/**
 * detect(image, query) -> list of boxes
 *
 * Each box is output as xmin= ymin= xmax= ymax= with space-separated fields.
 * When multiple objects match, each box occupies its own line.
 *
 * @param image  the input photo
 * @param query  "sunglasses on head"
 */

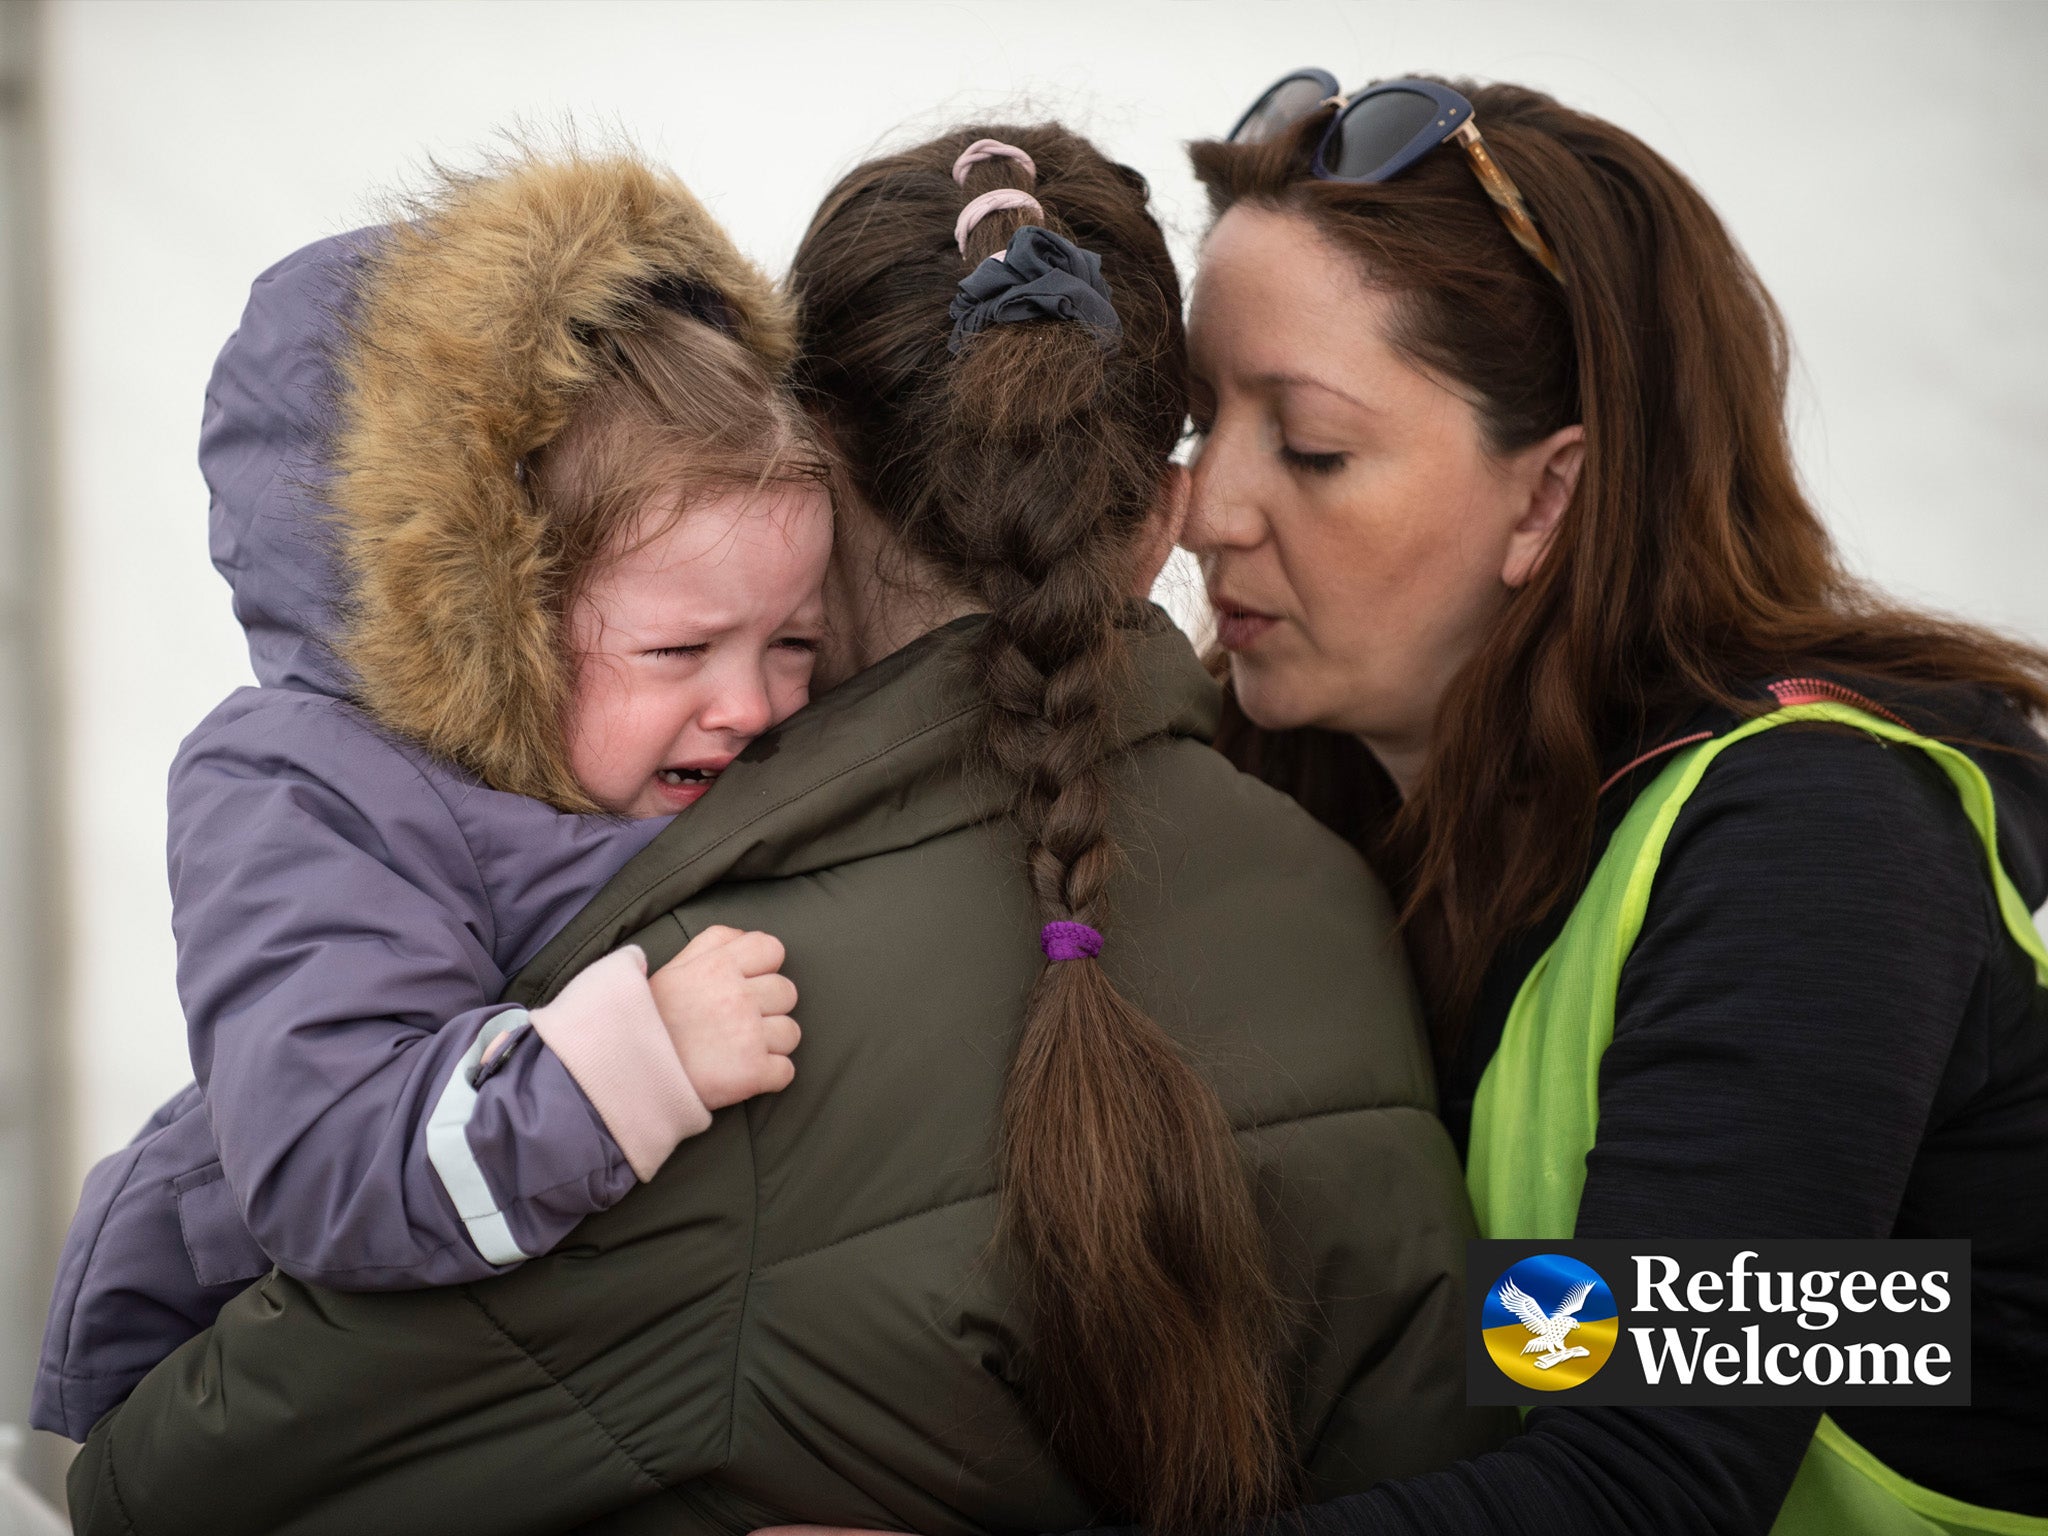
xmin=1228 ymin=70 xmax=1565 ymax=285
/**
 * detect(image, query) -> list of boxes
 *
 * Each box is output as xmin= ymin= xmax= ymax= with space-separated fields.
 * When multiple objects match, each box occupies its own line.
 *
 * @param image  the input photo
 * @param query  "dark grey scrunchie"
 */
xmin=947 ymin=225 xmax=1122 ymax=356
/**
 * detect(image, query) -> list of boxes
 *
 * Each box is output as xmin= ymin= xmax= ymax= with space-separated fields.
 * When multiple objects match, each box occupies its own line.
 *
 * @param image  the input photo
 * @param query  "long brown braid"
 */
xmin=790 ymin=125 xmax=1292 ymax=1533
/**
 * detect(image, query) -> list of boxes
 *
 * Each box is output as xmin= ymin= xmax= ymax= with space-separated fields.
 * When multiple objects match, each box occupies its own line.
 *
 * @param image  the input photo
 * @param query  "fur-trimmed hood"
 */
xmin=197 ymin=152 xmax=794 ymax=807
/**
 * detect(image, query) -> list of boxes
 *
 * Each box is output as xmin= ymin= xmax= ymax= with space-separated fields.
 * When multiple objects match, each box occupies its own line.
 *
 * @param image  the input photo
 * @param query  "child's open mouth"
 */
xmin=651 ymin=761 xmax=730 ymax=811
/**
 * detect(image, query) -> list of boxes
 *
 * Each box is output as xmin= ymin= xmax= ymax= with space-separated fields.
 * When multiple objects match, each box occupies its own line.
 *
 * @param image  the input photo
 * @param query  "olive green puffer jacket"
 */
xmin=70 ymin=615 xmax=1508 ymax=1536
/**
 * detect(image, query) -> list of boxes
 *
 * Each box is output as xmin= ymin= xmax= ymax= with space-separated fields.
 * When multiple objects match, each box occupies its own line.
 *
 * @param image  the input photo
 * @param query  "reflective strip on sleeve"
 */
xmin=424 ymin=1010 xmax=535 ymax=1268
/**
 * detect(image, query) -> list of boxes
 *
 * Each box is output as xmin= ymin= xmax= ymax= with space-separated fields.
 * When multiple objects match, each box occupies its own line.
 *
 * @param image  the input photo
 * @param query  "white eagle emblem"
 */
xmin=1498 ymin=1275 xmax=1595 ymax=1368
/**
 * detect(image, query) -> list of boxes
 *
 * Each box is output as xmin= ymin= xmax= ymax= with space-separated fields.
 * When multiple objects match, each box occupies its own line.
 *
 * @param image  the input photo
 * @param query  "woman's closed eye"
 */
xmin=1279 ymin=444 xmax=1348 ymax=476
xmin=1263 ymin=405 xmax=1352 ymax=477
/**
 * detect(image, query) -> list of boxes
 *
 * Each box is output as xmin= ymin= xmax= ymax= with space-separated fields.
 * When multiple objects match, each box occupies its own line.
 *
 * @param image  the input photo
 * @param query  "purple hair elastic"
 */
xmin=1040 ymin=921 xmax=1103 ymax=963
xmin=952 ymin=139 xmax=1038 ymax=186
xmin=955 ymin=189 xmax=1043 ymax=255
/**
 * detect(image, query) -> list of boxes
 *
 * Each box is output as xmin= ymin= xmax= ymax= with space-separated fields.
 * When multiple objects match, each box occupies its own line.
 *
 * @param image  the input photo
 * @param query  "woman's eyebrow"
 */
xmin=1248 ymin=370 xmax=1378 ymax=414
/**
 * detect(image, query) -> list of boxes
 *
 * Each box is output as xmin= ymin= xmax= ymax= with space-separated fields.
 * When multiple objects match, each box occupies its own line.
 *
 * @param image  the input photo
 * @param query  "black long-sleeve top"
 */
xmin=1313 ymin=684 xmax=2048 ymax=1534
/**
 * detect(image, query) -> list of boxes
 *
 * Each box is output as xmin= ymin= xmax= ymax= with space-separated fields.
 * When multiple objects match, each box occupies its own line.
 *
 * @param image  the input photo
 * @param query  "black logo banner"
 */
xmin=1466 ymin=1239 xmax=1970 ymax=1406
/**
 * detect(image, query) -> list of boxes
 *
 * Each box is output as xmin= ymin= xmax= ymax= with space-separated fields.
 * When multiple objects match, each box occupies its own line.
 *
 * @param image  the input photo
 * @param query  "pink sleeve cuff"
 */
xmin=529 ymin=945 xmax=711 ymax=1181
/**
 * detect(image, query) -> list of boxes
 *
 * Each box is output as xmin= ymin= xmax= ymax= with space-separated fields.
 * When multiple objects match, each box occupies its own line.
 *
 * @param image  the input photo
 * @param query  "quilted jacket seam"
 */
xmin=459 ymin=1285 xmax=672 ymax=1497
xmin=1240 ymin=1099 xmax=1438 ymax=1135
xmin=748 ymin=1101 xmax=1432 ymax=1277
xmin=723 ymin=1104 xmax=761 ymax=1471
xmin=97 ymin=1438 xmax=140 ymax=1536
xmin=753 ymin=1190 xmax=992 ymax=1277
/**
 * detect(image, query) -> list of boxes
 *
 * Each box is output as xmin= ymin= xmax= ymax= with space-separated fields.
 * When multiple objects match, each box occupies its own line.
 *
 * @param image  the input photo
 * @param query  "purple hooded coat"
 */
xmin=33 ymin=157 xmax=803 ymax=1440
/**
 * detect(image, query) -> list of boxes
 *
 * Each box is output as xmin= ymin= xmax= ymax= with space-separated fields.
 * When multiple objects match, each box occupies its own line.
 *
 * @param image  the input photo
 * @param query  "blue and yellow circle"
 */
xmin=1482 ymin=1254 xmax=1618 ymax=1392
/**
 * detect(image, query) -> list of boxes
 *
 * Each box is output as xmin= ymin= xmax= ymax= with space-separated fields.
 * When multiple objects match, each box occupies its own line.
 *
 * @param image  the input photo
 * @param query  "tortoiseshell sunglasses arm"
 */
xmin=1451 ymin=120 xmax=1566 ymax=284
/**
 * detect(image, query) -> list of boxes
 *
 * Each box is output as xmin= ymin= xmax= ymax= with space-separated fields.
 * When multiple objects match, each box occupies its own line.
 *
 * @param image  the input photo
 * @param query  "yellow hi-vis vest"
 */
xmin=1465 ymin=698 xmax=2048 ymax=1536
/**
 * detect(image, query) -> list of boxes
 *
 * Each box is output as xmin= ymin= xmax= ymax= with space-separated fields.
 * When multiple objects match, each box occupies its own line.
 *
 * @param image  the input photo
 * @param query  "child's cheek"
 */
xmin=760 ymin=650 xmax=815 ymax=729
xmin=563 ymin=657 xmax=639 ymax=812
xmin=769 ymin=685 xmax=806 ymax=727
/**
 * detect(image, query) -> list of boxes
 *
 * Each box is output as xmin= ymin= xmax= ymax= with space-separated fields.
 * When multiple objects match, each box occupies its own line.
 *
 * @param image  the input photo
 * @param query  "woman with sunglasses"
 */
xmin=1172 ymin=72 xmax=2048 ymax=1535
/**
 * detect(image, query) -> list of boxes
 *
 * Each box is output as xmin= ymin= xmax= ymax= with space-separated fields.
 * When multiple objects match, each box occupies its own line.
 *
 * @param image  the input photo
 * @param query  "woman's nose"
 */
xmin=1182 ymin=434 xmax=1265 ymax=554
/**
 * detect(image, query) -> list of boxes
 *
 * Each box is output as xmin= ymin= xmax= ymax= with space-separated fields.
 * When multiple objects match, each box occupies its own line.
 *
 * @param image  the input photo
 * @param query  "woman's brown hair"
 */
xmin=1191 ymin=79 xmax=2048 ymax=1039
xmin=790 ymin=126 xmax=1290 ymax=1531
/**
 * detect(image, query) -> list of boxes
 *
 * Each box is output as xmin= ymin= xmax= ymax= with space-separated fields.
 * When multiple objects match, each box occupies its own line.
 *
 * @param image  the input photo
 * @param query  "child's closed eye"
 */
xmin=646 ymin=644 xmax=708 ymax=659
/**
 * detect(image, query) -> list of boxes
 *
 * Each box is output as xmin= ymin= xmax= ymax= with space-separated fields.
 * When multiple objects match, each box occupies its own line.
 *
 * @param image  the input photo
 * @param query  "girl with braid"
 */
xmin=68 ymin=124 xmax=1504 ymax=1536
xmin=784 ymin=128 xmax=1499 ymax=1531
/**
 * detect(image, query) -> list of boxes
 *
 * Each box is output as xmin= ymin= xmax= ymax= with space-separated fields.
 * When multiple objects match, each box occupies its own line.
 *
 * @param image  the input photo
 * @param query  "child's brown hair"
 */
xmin=530 ymin=301 xmax=829 ymax=685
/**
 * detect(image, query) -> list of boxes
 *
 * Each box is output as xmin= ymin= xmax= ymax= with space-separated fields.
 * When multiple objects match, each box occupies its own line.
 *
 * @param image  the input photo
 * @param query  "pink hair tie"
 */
xmin=1040 ymin=921 xmax=1103 ymax=963
xmin=952 ymin=139 xmax=1038 ymax=186
xmin=955 ymin=189 xmax=1043 ymax=255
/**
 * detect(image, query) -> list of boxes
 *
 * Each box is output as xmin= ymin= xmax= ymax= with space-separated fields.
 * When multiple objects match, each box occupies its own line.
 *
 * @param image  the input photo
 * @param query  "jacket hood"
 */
xmin=198 ymin=231 xmax=375 ymax=697
xmin=197 ymin=152 xmax=794 ymax=805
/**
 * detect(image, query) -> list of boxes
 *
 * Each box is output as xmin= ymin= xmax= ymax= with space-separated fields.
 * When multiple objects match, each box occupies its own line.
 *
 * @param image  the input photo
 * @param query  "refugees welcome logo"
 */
xmin=1482 ymin=1254 xmax=1618 ymax=1390
xmin=1467 ymin=1239 xmax=1970 ymax=1407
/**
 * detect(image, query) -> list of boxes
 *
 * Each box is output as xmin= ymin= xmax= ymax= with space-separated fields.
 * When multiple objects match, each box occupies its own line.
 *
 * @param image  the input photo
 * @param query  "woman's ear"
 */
xmin=1130 ymin=464 xmax=1191 ymax=598
xmin=1501 ymin=424 xmax=1585 ymax=589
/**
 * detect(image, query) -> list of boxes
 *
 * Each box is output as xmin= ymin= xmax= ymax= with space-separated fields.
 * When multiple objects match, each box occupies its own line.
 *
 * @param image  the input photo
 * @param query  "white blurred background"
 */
xmin=1 ymin=0 xmax=2044 ymax=1505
